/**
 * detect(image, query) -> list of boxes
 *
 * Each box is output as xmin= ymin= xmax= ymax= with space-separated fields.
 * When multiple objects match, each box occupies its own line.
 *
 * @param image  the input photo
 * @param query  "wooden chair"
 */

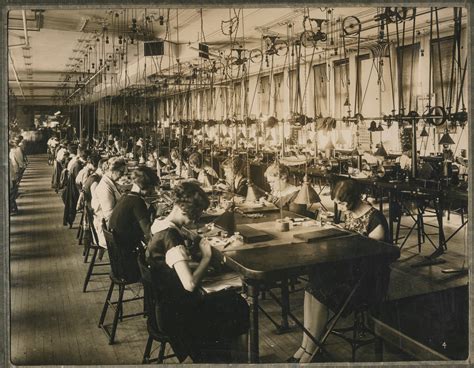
xmin=98 ymin=220 xmax=144 ymax=344
xmin=137 ymin=251 xmax=176 ymax=364
xmin=82 ymin=206 xmax=110 ymax=292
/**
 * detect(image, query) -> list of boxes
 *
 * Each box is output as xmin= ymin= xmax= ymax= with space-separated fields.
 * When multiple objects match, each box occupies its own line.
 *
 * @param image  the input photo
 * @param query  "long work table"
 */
xmin=196 ymin=206 xmax=400 ymax=363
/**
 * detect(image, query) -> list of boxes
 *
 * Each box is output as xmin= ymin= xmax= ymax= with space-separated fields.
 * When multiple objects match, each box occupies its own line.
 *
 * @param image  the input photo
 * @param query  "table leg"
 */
xmin=277 ymin=278 xmax=290 ymax=333
xmin=388 ymin=189 xmax=394 ymax=244
xmin=247 ymin=282 xmax=260 ymax=363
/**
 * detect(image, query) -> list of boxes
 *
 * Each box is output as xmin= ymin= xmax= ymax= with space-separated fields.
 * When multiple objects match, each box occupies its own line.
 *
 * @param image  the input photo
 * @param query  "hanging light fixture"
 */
xmin=245 ymin=182 xmax=266 ymax=203
xmin=374 ymin=143 xmax=388 ymax=158
xmin=344 ymin=97 xmax=350 ymax=106
xmin=368 ymin=120 xmax=377 ymax=131
xmin=293 ymin=175 xmax=321 ymax=206
xmin=376 ymin=122 xmax=384 ymax=131
xmin=438 ymin=129 xmax=455 ymax=145
xmin=238 ymin=130 xmax=245 ymax=140
xmin=420 ymin=125 xmax=429 ymax=137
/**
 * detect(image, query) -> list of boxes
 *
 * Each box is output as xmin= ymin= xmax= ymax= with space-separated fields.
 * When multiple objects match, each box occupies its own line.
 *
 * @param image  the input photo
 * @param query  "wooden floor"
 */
xmin=9 ymin=155 xmax=467 ymax=365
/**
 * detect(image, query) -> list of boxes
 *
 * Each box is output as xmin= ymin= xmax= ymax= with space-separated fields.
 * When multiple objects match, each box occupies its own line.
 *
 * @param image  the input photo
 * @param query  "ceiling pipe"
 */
xmin=22 ymin=10 xmax=30 ymax=47
xmin=66 ymin=63 xmax=108 ymax=101
xmin=9 ymin=51 xmax=25 ymax=99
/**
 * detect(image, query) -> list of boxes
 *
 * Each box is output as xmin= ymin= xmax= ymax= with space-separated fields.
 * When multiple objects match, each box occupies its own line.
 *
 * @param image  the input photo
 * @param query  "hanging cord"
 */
xmin=248 ymin=55 xmax=264 ymax=115
xmin=341 ymin=22 xmax=350 ymax=115
xmin=408 ymin=9 xmax=416 ymax=112
xmin=427 ymin=8 xmax=433 ymax=111
xmin=446 ymin=8 xmax=458 ymax=115
xmin=359 ymin=58 xmax=375 ymax=110
xmin=300 ymin=45 xmax=317 ymax=113
xmin=434 ymin=8 xmax=445 ymax=109
xmin=353 ymin=25 xmax=361 ymax=114
xmin=385 ymin=19 xmax=396 ymax=114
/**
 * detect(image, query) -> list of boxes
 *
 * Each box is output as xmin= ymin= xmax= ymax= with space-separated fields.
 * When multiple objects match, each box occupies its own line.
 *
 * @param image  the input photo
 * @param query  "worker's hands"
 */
xmin=199 ymin=237 xmax=213 ymax=261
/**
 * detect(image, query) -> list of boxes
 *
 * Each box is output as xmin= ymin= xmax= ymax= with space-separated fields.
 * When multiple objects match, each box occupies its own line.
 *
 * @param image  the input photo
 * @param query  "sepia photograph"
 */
xmin=3 ymin=2 xmax=472 ymax=366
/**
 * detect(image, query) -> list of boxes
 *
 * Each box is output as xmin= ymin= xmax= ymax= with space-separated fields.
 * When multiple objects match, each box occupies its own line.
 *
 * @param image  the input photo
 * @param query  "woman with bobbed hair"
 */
xmin=146 ymin=181 xmax=249 ymax=363
xmin=216 ymin=156 xmax=248 ymax=197
xmin=108 ymin=166 xmax=160 ymax=281
xmin=260 ymin=162 xmax=299 ymax=209
xmin=188 ymin=152 xmax=219 ymax=188
xmin=91 ymin=157 xmax=127 ymax=247
xmin=289 ymin=179 xmax=390 ymax=363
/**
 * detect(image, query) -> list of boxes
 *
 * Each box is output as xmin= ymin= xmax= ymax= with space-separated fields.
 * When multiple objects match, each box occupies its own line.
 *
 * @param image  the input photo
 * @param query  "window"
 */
xmin=396 ymin=43 xmax=420 ymax=112
xmin=313 ymin=63 xmax=328 ymax=117
xmin=273 ymin=72 xmax=284 ymax=119
xmin=260 ymin=76 xmax=270 ymax=116
xmin=334 ymin=59 xmax=349 ymax=119
xmin=289 ymin=69 xmax=298 ymax=114
xmin=431 ymin=37 xmax=455 ymax=108
xmin=233 ymin=82 xmax=241 ymax=118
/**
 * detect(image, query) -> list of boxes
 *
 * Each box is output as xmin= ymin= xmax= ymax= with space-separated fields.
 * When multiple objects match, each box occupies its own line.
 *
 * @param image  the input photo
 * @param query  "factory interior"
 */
xmin=7 ymin=5 xmax=470 ymax=365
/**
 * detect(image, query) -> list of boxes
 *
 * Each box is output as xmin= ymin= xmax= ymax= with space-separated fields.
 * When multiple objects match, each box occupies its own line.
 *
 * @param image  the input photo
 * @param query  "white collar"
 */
xmin=151 ymin=218 xmax=180 ymax=235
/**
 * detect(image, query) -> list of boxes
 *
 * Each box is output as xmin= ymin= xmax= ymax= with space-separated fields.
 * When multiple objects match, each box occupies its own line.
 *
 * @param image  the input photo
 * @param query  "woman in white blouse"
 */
xmin=91 ymin=157 xmax=127 ymax=247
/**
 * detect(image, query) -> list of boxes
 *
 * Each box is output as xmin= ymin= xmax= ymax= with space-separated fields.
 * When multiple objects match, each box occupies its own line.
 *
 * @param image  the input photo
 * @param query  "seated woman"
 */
xmin=289 ymin=179 xmax=390 ymax=363
xmin=260 ymin=162 xmax=299 ymax=209
xmin=215 ymin=156 xmax=248 ymax=197
xmin=109 ymin=167 xmax=159 ymax=281
xmin=188 ymin=152 xmax=219 ymax=188
xmin=169 ymin=148 xmax=189 ymax=178
xmin=146 ymin=181 xmax=249 ymax=363
xmin=91 ymin=157 xmax=127 ymax=248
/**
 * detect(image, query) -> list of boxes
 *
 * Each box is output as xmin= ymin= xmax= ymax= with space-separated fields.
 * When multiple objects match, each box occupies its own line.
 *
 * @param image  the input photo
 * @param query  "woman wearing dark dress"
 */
xmin=146 ymin=181 xmax=249 ymax=363
xmin=290 ymin=179 xmax=390 ymax=363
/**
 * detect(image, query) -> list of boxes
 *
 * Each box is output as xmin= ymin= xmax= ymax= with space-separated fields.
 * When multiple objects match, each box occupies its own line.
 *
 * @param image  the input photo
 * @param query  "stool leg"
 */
xmin=109 ymin=284 xmax=125 ymax=344
xmin=83 ymin=247 xmax=99 ymax=292
xmin=142 ymin=335 xmax=154 ymax=364
xmin=84 ymin=239 xmax=91 ymax=263
xmin=99 ymin=280 xmax=115 ymax=328
xmin=158 ymin=342 xmax=166 ymax=363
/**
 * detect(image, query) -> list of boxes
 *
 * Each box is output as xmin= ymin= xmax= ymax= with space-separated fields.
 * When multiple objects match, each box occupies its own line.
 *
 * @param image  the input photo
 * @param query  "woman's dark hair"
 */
xmin=107 ymin=157 xmax=126 ymax=173
xmin=68 ymin=144 xmax=78 ymax=155
xmin=99 ymin=158 xmax=109 ymax=171
xmin=88 ymin=153 xmax=101 ymax=168
xmin=173 ymin=181 xmax=210 ymax=221
xmin=131 ymin=167 xmax=160 ymax=189
xmin=222 ymin=156 xmax=244 ymax=176
xmin=331 ymin=179 xmax=361 ymax=211
xmin=188 ymin=152 xmax=202 ymax=168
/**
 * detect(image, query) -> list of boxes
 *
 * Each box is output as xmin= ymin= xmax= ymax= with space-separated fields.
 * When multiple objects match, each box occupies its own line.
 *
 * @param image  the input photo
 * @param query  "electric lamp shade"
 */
xmin=439 ymin=131 xmax=455 ymax=145
xmin=245 ymin=183 xmax=265 ymax=203
xmin=376 ymin=122 xmax=384 ymax=131
xmin=374 ymin=143 xmax=388 ymax=158
xmin=368 ymin=120 xmax=377 ymax=132
xmin=420 ymin=126 xmax=429 ymax=137
xmin=293 ymin=177 xmax=321 ymax=206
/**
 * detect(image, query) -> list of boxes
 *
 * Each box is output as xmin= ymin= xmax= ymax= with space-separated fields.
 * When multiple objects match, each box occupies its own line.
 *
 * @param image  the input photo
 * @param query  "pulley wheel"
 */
xmin=342 ymin=16 xmax=361 ymax=36
xmin=424 ymin=106 xmax=447 ymax=126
